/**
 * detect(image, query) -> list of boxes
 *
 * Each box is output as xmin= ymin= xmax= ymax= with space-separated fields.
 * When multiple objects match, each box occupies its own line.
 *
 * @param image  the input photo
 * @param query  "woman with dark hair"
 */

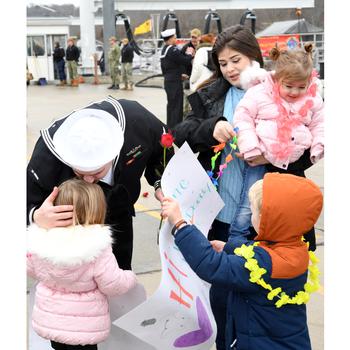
xmin=173 ymin=25 xmax=314 ymax=350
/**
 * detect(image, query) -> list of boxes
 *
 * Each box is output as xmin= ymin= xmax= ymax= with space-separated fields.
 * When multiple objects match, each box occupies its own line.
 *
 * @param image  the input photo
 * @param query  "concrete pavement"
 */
xmin=27 ymin=80 xmax=324 ymax=350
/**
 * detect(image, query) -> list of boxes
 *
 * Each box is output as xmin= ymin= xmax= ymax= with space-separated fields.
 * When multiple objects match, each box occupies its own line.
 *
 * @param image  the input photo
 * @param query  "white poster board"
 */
xmin=114 ymin=142 xmax=224 ymax=349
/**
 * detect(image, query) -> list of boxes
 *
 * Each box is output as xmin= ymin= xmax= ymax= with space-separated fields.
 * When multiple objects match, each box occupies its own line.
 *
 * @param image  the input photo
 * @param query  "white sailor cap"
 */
xmin=52 ymin=108 xmax=124 ymax=172
xmin=161 ymin=28 xmax=176 ymax=39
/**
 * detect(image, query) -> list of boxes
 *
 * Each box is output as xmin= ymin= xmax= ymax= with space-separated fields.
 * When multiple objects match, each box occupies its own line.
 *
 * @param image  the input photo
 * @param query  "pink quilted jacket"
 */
xmin=27 ymin=224 xmax=137 ymax=346
xmin=233 ymin=72 xmax=324 ymax=169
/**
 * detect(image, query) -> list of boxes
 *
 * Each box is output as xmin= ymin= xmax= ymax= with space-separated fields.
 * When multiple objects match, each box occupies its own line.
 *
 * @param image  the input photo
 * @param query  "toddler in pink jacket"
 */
xmin=234 ymin=43 xmax=324 ymax=169
xmin=27 ymin=179 xmax=137 ymax=350
xmin=228 ymin=44 xmax=323 ymax=248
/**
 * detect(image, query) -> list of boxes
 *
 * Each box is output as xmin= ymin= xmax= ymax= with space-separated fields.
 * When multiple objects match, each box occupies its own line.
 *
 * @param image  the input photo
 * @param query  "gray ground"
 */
xmin=27 ymin=80 xmax=324 ymax=350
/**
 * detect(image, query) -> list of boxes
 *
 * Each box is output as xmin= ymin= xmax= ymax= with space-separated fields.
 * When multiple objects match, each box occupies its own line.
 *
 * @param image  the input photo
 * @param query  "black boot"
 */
xmin=108 ymin=84 xmax=115 ymax=89
xmin=114 ymin=84 xmax=120 ymax=90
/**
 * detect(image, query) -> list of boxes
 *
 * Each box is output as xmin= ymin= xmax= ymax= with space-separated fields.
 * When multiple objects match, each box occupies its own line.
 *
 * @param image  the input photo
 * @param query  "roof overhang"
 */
xmin=93 ymin=0 xmax=314 ymax=11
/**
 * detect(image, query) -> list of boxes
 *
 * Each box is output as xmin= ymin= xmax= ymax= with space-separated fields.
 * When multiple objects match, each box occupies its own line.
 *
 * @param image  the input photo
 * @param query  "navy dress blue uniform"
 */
xmin=27 ymin=96 xmax=174 ymax=270
xmin=160 ymin=44 xmax=193 ymax=129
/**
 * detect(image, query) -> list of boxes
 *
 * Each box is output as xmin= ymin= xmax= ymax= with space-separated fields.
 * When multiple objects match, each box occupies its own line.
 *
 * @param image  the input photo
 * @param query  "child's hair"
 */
xmin=269 ymin=43 xmax=314 ymax=82
xmin=248 ymin=179 xmax=263 ymax=213
xmin=54 ymin=179 xmax=106 ymax=225
xmin=200 ymin=33 xmax=215 ymax=44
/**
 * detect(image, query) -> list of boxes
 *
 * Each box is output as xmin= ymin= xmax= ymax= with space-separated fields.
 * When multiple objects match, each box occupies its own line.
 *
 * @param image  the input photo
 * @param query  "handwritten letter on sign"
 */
xmin=114 ymin=142 xmax=224 ymax=349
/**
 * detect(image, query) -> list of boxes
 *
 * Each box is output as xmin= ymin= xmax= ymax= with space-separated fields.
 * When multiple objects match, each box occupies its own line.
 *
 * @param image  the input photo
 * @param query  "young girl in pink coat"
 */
xmin=234 ymin=43 xmax=324 ymax=169
xmin=228 ymin=44 xmax=324 ymax=246
xmin=27 ymin=179 xmax=137 ymax=350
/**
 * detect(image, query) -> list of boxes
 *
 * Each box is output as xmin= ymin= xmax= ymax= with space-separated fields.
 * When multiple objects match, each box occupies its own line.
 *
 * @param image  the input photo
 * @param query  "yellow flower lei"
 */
xmin=234 ymin=242 xmax=320 ymax=308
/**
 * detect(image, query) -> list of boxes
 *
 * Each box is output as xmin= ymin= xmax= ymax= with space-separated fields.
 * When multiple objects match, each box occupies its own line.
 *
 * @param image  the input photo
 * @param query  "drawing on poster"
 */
xmin=141 ymin=318 xmax=157 ymax=327
xmin=173 ymin=297 xmax=213 ymax=347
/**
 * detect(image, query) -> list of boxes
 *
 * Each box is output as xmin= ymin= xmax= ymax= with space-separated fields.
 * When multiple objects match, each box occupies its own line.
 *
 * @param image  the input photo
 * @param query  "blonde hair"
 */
xmin=190 ymin=28 xmax=201 ymax=37
xmin=248 ymin=179 xmax=263 ymax=214
xmin=54 ymin=179 xmax=106 ymax=225
xmin=269 ymin=43 xmax=314 ymax=82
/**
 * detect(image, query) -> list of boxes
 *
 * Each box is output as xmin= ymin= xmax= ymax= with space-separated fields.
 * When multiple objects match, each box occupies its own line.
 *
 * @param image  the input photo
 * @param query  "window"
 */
xmin=301 ymin=34 xmax=314 ymax=42
xmin=52 ymin=35 xmax=67 ymax=51
xmin=46 ymin=36 xmax=52 ymax=56
xmin=27 ymin=36 xmax=45 ymax=56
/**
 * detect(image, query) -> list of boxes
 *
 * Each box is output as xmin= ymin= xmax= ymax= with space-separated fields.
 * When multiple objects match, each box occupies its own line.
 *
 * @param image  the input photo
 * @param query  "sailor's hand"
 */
xmin=33 ymin=187 xmax=74 ymax=229
xmin=161 ymin=197 xmax=182 ymax=225
xmin=154 ymin=188 xmax=165 ymax=202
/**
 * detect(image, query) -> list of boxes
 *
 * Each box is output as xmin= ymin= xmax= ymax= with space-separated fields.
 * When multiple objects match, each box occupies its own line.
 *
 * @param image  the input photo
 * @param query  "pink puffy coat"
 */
xmin=233 ymin=72 xmax=324 ymax=169
xmin=27 ymin=224 xmax=137 ymax=346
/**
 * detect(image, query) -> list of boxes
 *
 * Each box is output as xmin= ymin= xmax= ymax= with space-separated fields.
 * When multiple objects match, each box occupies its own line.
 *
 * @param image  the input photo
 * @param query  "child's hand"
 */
xmin=246 ymin=155 xmax=269 ymax=166
xmin=161 ymin=197 xmax=183 ymax=225
xmin=210 ymin=240 xmax=225 ymax=252
xmin=235 ymin=152 xmax=244 ymax=159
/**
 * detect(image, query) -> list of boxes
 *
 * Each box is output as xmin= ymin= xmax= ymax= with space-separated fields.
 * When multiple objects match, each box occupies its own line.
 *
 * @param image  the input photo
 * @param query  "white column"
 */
xmin=79 ymin=0 xmax=96 ymax=75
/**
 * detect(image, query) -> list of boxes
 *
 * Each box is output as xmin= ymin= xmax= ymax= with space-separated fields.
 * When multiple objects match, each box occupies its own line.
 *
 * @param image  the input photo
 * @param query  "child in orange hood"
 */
xmin=161 ymin=173 xmax=323 ymax=350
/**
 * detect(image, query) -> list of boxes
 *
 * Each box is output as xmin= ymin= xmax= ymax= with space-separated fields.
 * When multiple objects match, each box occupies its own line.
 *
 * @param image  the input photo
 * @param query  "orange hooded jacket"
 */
xmin=257 ymin=173 xmax=323 ymax=279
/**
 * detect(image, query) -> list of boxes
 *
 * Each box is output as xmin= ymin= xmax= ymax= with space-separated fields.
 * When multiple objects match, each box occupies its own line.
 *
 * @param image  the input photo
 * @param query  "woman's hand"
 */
xmin=185 ymin=47 xmax=195 ymax=56
xmin=246 ymin=155 xmax=270 ymax=166
xmin=210 ymin=240 xmax=226 ymax=253
xmin=161 ymin=197 xmax=183 ymax=225
xmin=33 ymin=187 xmax=73 ymax=229
xmin=213 ymin=121 xmax=235 ymax=143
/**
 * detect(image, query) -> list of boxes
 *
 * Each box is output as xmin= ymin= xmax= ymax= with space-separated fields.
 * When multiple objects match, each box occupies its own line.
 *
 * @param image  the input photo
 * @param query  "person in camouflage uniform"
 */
xmin=120 ymin=38 xmax=134 ymax=91
xmin=66 ymin=37 xmax=80 ymax=87
xmin=108 ymin=36 xmax=121 ymax=90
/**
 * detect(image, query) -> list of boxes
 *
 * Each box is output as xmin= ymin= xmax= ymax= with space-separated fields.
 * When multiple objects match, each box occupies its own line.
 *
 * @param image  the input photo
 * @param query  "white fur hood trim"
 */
xmin=27 ymin=224 xmax=113 ymax=266
xmin=240 ymin=60 xmax=268 ymax=91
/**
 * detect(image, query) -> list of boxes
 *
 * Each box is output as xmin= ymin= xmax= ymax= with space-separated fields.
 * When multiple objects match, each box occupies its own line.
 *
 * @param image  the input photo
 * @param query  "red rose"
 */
xmin=160 ymin=133 xmax=174 ymax=148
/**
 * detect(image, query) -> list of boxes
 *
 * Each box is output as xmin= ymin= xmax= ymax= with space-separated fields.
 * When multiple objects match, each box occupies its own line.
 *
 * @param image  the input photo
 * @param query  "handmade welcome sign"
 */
xmin=114 ymin=142 xmax=224 ymax=349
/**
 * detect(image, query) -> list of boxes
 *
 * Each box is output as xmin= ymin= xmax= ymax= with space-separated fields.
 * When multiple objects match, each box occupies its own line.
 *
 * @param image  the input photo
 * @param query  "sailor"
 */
xmin=160 ymin=28 xmax=194 ymax=129
xmin=27 ymin=96 xmax=173 ymax=270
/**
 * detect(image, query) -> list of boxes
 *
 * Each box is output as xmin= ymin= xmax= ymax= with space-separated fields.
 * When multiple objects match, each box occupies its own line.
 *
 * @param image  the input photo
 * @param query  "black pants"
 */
xmin=110 ymin=214 xmax=133 ymax=270
xmin=51 ymin=341 xmax=97 ymax=350
xmin=99 ymin=182 xmax=134 ymax=270
xmin=164 ymin=79 xmax=184 ymax=130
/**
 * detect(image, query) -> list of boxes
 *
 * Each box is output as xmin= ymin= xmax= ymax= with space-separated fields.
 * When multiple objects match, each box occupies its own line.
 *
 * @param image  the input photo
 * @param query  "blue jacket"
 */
xmin=174 ymin=225 xmax=311 ymax=350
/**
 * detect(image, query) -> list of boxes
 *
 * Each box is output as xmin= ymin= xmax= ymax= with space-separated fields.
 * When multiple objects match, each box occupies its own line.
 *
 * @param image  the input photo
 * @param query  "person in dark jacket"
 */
xmin=160 ymin=28 xmax=194 ymax=129
xmin=173 ymin=25 xmax=317 ymax=350
xmin=27 ymin=96 xmax=173 ymax=270
xmin=161 ymin=172 xmax=323 ymax=350
xmin=66 ymin=37 xmax=80 ymax=87
xmin=98 ymin=51 xmax=105 ymax=74
xmin=120 ymin=38 xmax=134 ymax=91
xmin=180 ymin=28 xmax=201 ymax=116
xmin=180 ymin=28 xmax=201 ymax=79
xmin=53 ymin=42 xmax=66 ymax=86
